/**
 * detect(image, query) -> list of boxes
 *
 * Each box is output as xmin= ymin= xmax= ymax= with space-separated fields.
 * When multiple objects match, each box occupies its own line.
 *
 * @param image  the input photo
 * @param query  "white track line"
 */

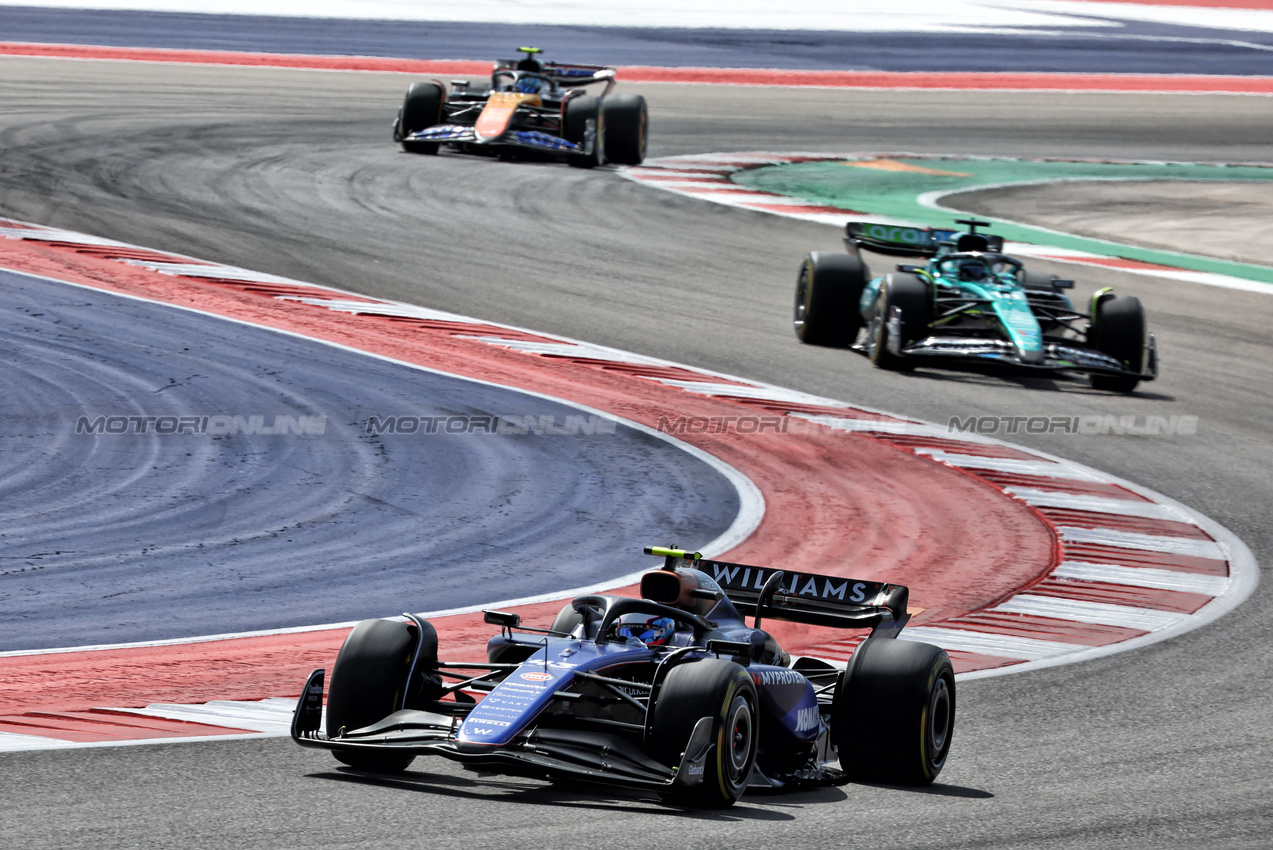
xmin=1053 ymin=562 xmax=1229 ymax=595
xmin=1007 ymin=488 xmax=1186 ymax=519
xmin=991 ymin=596 xmax=1185 ymax=630
xmin=1058 ymin=527 xmax=1226 ymax=559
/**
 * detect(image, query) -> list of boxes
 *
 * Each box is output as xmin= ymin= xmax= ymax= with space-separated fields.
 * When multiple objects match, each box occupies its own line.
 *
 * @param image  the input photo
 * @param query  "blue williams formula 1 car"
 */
xmin=292 ymin=547 xmax=956 ymax=808
xmin=392 ymin=47 xmax=647 ymax=168
xmin=793 ymin=219 xmax=1157 ymax=393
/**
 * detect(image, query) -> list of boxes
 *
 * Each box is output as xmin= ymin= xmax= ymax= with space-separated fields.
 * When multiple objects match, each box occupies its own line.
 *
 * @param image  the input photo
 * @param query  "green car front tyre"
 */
xmin=1088 ymin=293 xmax=1146 ymax=393
xmin=868 ymin=272 xmax=930 ymax=371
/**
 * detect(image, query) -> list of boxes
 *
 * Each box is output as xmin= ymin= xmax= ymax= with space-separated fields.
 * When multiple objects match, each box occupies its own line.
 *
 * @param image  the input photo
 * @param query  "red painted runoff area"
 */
xmin=0 ymin=231 xmax=1055 ymax=714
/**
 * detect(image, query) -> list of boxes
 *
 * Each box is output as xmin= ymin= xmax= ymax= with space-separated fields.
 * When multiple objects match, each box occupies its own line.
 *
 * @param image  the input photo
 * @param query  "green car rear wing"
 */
xmin=845 ymin=221 xmax=1003 ymax=257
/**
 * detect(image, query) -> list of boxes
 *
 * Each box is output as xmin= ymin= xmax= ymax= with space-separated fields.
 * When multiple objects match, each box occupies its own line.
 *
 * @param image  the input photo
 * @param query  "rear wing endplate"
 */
xmin=547 ymin=62 xmax=617 ymax=86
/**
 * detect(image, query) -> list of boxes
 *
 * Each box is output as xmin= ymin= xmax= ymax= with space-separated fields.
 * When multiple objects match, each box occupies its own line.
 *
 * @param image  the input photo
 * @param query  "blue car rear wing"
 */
xmin=644 ymin=547 xmax=910 ymax=637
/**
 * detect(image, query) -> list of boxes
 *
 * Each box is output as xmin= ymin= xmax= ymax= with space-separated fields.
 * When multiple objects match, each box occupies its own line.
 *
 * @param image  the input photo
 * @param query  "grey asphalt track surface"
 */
xmin=0 ymin=56 xmax=1270 ymax=848
xmin=948 ymin=180 xmax=1273 ymax=266
xmin=0 ymin=269 xmax=741 ymax=651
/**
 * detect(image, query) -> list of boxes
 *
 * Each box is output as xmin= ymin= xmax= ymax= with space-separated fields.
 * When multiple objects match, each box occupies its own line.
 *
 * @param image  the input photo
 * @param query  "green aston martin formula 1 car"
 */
xmin=793 ymin=219 xmax=1157 ymax=393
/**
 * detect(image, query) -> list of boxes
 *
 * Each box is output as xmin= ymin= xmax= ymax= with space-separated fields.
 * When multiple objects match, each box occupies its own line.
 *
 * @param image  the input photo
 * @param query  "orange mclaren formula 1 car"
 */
xmin=392 ymin=47 xmax=647 ymax=168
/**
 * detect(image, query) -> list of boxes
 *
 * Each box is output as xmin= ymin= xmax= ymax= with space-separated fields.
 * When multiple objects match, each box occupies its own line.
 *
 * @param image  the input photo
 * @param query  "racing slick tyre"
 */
xmin=326 ymin=618 xmax=417 ymax=773
xmin=868 ymin=272 xmax=931 ymax=371
xmin=650 ymin=659 xmax=759 ymax=808
xmin=793 ymin=252 xmax=868 ymax=346
xmin=563 ymin=94 xmax=604 ymax=168
xmin=1088 ymin=293 xmax=1146 ymax=393
xmin=398 ymin=81 xmax=445 ymax=155
xmin=832 ymin=638 xmax=954 ymax=786
xmin=602 ymin=94 xmax=648 ymax=165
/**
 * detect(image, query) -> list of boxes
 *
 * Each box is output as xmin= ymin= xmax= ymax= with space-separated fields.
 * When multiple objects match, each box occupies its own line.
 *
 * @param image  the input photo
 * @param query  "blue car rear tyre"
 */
xmin=833 ymin=638 xmax=955 ymax=786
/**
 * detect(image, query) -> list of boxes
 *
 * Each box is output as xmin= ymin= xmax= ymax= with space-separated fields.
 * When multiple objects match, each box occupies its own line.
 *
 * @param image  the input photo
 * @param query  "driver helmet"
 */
xmin=957 ymin=258 xmax=991 ymax=282
xmin=612 ymin=613 xmax=676 ymax=647
xmin=513 ymin=75 xmax=544 ymax=94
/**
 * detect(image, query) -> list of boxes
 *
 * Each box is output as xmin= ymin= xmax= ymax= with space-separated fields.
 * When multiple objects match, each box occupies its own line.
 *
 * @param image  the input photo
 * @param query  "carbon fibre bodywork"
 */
xmin=292 ymin=548 xmax=952 ymax=805
xmin=391 ymin=49 xmax=646 ymax=165
xmin=796 ymin=219 xmax=1158 ymax=392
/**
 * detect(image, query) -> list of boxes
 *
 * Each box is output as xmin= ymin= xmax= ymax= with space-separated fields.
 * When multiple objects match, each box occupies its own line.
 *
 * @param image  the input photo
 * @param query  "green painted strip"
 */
xmin=732 ymin=157 xmax=1273 ymax=286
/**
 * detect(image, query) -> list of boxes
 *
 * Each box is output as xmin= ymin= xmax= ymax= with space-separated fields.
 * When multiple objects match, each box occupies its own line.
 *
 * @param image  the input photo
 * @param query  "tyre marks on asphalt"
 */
xmin=0 ymin=216 xmax=1252 ymax=749
xmin=0 ymin=267 xmax=751 ymax=651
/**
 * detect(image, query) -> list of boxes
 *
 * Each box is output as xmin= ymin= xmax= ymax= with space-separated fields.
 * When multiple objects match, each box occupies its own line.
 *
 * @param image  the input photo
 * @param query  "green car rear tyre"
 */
xmin=794 ymin=252 xmax=867 ymax=347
